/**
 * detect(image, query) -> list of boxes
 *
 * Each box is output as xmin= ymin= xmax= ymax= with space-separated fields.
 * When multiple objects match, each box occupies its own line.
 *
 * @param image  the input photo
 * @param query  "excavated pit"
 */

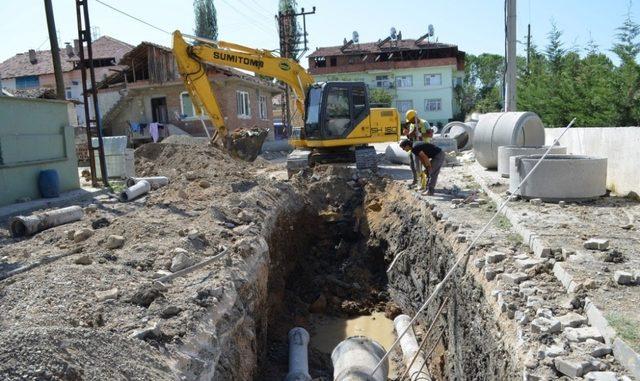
xmin=252 ymin=168 xmax=519 ymax=380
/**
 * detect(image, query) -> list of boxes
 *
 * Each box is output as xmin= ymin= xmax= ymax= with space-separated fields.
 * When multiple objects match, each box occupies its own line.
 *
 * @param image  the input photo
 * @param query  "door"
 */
xmin=151 ymin=97 xmax=168 ymax=123
xmin=321 ymin=82 xmax=370 ymax=140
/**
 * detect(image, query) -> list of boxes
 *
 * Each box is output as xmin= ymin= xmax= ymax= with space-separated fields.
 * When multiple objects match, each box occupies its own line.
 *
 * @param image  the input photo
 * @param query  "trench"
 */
xmin=252 ymin=171 xmax=518 ymax=380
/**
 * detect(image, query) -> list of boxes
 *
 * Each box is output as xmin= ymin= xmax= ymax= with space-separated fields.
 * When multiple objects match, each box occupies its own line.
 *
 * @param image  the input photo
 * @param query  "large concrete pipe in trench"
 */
xmin=394 ymin=314 xmax=431 ymax=381
xmin=125 ymin=176 xmax=169 ymax=188
xmin=331 ymin=336 xmax=388 ymax=381
xmin=473 ymin=112 xmax=546 ymax=169
xmin=285 ymin=327 xmax=312 ymax=381
xmin=442 ymin=121 xmax=474 ymax=151
xmin=385 ymin=143 xmax=411 ymax=165
xmin=9 ymin=205 xmax=84 ymax=237
xmin=497 ymin=145 xmax=567 ymax=177
xmin=509 ymin=154 xmax=607 ymax=201
xmin=121 ymin=180 xmax=151 ymax=201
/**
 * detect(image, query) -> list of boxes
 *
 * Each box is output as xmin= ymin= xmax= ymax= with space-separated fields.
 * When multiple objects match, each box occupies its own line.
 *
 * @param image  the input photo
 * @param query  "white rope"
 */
xmin=371 ymin=118 xmax=577 ymax=375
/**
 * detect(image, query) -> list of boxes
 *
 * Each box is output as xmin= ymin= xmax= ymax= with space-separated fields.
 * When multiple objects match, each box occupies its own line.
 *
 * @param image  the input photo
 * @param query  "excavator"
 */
xmin=172 ymin=31 xmax=400 ymax=172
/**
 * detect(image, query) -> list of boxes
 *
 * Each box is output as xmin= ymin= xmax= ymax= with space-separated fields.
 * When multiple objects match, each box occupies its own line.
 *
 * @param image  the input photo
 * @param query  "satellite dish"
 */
xmin=352 ymin=31 xmax=359 ymax=43
xmin=390 ymin=27 xmax=397 ymax=40
xmin=428 ymin=24 xmax=435 ymax=37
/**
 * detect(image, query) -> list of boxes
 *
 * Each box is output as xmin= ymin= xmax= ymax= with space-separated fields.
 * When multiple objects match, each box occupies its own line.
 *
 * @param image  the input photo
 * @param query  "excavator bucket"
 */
xmin=222 ymin=127 xmax=269 ymax=162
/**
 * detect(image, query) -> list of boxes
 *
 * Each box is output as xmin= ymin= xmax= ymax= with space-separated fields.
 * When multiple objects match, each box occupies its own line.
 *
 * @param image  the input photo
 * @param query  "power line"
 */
xmin=94 ymin=0 xmax=172 ymax=35
xmin=247 ymin=0 xmax=272 ymax=15
xmin=218 ymin=0 xmax=276 ymax=34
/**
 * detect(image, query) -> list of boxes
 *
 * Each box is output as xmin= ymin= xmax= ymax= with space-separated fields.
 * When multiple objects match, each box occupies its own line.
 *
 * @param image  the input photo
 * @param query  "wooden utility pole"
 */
xmin=526 ymin=24 xmax=531 ymax=74
xmin=44 ymin=0 xmax=66 ymax=100
xmin=504 ymin=0 xmax=517 ymax=111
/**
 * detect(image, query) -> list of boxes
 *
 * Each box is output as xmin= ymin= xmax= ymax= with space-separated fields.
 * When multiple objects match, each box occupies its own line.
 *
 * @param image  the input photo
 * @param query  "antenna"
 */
xmin=352 ymin=31 xmax=359 ymax=43
xmin=428 ymin=24 xmax=435 ymax=36
xmin=390 ymin=27 xmax=397 ymax=40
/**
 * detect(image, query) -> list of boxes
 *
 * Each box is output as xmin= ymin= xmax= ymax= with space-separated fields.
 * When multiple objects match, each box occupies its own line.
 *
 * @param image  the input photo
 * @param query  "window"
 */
xmin=396 ymin=100 xmax=413 ymax=114
xmin=65 ymin=87 xmax=72 ymax=99
xmin=180 ymin=91 xmax=198 ymax=118
xmin=395 ymin=75 xmax=413 ymax=88
xmin=353 ymin=86 xmax=367 ymax=120
xmin=236 ymin=91 xmax=250 ymax=118
xmin=71 ymin=80 xmax=79 ymax=86
xmin=453 ymin=77 xmax=463 ymax=87
xmin=375 ymin=75 xmax=391 ymax=88
xmin=330 ymin=57 xmax=337 ymax=67
xmin=424 ymin=73 xmax=442 ymax=86
xmin=15 ymin=75 xmax=39 ymax=89
xmin=258 ymin=94 xmax=268 ymax=120
xmin=425 ymin=98 xmax=442 ymax=112
xmin=325 ymin=87 xmax=350 ymax=137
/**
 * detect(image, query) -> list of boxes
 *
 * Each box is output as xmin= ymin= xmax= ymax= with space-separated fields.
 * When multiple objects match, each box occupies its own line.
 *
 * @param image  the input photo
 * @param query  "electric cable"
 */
xmin=94 ymin=0 xmax=172 ymax=35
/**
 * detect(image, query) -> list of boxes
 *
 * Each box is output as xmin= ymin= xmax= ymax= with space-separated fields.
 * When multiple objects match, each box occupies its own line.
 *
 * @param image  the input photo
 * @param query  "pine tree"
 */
xmin=545 ymin=21 xmax=566 ymax=74
xmin=612 ymin=5 xmax=640 ymax=126
xmin=194 ymin=0 xmax=218 ymax=40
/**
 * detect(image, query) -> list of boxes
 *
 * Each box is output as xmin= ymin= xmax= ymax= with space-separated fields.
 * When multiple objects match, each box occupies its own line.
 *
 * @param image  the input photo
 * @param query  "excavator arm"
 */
xmin=172 ymin=31 xmax=314 ymax=147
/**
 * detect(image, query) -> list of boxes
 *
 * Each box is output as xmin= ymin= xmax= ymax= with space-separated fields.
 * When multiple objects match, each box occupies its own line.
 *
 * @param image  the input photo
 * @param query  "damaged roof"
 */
xmin=308 ymin=39 xmax=459 ymax=57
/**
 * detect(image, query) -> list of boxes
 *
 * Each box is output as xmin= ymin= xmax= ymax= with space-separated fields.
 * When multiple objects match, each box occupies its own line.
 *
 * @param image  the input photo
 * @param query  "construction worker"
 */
xmin=399 ymin=139 xmax=445 ymax=196
xmin=403 ymin=109 xmax=433 ymax=187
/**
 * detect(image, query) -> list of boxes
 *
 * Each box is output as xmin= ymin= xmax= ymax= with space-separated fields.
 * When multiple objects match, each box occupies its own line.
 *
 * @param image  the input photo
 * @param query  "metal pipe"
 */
xmin=285 ymin=327 xmax=312 ymax=381
xmin=9 ymin=206 xmax=84 ymax=237
xmin=125 ymin=176 xmax=169 ymax=188
xmin=120 ymin=180 xmax=150 ymax=201
xmin=394 ymin=315 xmax=430 ymax=381
xmin=332 ymin=336 xmax=388 ymax=381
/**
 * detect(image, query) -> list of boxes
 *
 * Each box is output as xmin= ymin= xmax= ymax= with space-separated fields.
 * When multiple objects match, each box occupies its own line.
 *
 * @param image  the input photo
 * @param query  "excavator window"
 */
xmin=325 ymin=87 xmax=351 ymax=138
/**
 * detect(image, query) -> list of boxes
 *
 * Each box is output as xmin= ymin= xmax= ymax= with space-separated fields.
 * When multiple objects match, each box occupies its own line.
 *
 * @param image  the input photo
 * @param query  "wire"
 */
xmin=94 ymin=0 xmax=172 ymax=35
xmin=218 ymin=0 xmax=276 ymax=34
xmin=36 ymin=36 xmax=50 ymax=50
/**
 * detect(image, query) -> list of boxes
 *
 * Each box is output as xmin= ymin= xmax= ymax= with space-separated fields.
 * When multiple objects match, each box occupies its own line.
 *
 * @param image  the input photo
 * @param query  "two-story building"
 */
xmin=308 ymin=34 xmax=465 ymax=127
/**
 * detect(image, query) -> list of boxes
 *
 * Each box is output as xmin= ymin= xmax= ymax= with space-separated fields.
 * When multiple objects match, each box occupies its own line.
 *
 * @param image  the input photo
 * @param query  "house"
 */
xmin=97 ymin=42 xmax=282 ymax=143
xmin=0 ymin=36 xmax=133 ymax=124
xmin=308 ymin=31 xmax=465 ymax=126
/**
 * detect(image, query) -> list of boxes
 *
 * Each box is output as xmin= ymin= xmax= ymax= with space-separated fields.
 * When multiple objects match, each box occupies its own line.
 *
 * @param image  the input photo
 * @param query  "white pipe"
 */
xmin=9 ymin=205 xmax=84 ymax=237
xmin=125 ymin=176 xmax=169 ymax=188
xmin=285 ymin=327 xmax=312 ymax=381
xmin=120 ymin=180 xmax=150 ymax=201
xmin=394 ymin=315 xmax=431 ymax=381
xmin=332 ymin=336 xmax=388 ymax=381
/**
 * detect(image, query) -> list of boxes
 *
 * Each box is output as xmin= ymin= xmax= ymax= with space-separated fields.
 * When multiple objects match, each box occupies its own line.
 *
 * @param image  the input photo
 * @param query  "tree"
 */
xmin=545 ymin=21 xmax=566 ymax=74
xmin=194 ymin=0 xmax=218 ymax=40
xmin=279 ymin=0 xmax=301 ymax=60
xmin=611 ymin=5 xmax=640 ymax=126
xmin=368 ymin=88 xmax=393 ymax=107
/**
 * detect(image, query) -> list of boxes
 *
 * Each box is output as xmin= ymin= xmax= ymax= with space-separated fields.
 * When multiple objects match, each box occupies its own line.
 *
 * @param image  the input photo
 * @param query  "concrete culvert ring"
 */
xmin=497 ymin=145 xmax=567 ymax=178
xmin=473 ymin=112 xmax=546 ymax=169
xmin=442 ymin=121 xmax=474 ymax=150
xmin=9 ymin=219 xmax=27 ymax=237
xmin=509 ymin=154 xmax=608 ymax=201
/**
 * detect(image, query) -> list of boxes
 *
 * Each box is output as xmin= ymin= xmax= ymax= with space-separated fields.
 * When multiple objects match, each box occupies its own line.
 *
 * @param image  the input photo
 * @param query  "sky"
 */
xmin=0 ymin=0 xmax=638 ymax=67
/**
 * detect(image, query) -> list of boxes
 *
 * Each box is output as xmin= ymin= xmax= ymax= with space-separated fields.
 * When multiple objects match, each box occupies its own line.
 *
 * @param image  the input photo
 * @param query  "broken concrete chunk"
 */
xmin=558 ymin=200 xmax=567 ymax=208
xmin=128 ymin=321 xmax=162 ymax=340
xmin=614 ymin=270 xmax=636 ymax=285
xmin=198 ymin=179 xmax=211 ymax=188
xmin=583 ymin=371 xmax=618 ymax=381
xmin=544 ymin=344 xmax=566 ymax=358
xmin=584 ymin=339 xmax=612 ymax=358
xmin=73 ymin=228 xmax=94 ymax=242
xmin=74 ymin=255 xmax=93 ymax=265
xmin=583 ymin=238 xmax=610 ymax=251
xmin=500 ymin=272 xmax=529 ymax=285
xmin=531 ymin=317 xmax=561 ymax=334
xmin=170 ymin=249 xmax=194 ymax=272
xmin=530 ymin=198 xmax=543 ymax=205
xmin=95 ymin=288 xmax=119 ymax=302
xmin=564 ymin=326 xmax=604 ymax=343
xmin=557 ymin=312 xmax=587 ymax=329
xmin=451 ymin=198 xmax=464 ymax=205
xmin=474 ymin=258 xmax=485 ymax=269
xmin=184 ymin=171 xmax=198 ymax=181
xmin=515 ymin=257 xmax=544 ymax=270
xmin=64 ymin=229 xmax=76 ymax=240
xmin=484 ymin=266 xmax=503 ymax=281
xmin=106 ymin=235 xmax=125 ymax=249
xmin=485 ymin=251 xmax=506 ymax=264
xmin=554 ymin=357 xmax=591 ymax=378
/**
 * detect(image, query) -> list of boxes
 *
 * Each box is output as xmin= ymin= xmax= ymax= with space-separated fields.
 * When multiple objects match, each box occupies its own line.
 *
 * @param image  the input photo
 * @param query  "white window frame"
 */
xmin=395 ymin=75 xmax=413 ymax=88
xmin=424 ymin=73 xmax=442 ymax=87
xmin=375 ymin=75 xmax=391 ymax=88
xmin=396 ymin=100 xmax=413 ymax=114
xmin=258 ymin=94 xmax=268 ymax=120
xmin=425 ymin=98 xmax=442 ymax=112
xmin=237 ymin=90 xmax=251 ymax=118
xmin=179 ymin=91 xmax=198 ymax=119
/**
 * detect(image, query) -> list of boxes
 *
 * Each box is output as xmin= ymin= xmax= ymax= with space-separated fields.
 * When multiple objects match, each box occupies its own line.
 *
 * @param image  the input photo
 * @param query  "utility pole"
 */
xmin=44 ymin=0 xmax=65 ymax=100
xmin=504 ymin=0 xmax=517 ymax=112
xmin=526 ymin=24 xmax=531 ymax=74
xmin=276 ymin=6 xmax=315 ymax=133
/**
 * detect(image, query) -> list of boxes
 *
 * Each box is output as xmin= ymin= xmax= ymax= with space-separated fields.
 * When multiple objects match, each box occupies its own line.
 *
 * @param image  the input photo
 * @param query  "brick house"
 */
xmin=0 ymin=36 xmax=133 ymax=125
xmin=97 ymin=42 xmax=282 ymax=143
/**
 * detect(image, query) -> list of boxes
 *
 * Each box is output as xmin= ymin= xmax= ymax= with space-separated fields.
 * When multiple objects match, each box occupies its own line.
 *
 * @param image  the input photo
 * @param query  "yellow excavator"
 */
xmin=172 ymin=31 xmax=400 ymax=172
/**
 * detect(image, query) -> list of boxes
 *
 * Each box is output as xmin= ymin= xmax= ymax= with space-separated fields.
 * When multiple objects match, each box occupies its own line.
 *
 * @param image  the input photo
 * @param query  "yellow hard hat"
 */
xmin=405 ymin=109 xmax=417 ymax=122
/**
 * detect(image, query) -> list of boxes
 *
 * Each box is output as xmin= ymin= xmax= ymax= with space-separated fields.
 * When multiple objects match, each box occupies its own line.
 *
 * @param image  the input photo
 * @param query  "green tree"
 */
xmin=612 ymin=6 xmax=640 ymax=126
xmin=279 ymin=0 xmax=301 ymax=60
xmin=194 ymin=0 xmax=218 ymax=40
xmin=368 ymin=88 xmax=393 ymax=107
xmin=545 ymin=21 xmax=566 ymax=74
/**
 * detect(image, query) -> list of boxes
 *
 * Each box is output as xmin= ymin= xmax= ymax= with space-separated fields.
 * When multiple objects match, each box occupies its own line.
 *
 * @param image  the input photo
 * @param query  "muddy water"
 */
xmin=309 ymin=312 xmax=398 ymax=374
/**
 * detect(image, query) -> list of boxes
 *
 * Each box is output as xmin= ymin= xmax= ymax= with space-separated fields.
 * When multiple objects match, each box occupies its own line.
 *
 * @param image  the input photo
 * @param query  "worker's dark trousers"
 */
xmin=409 ymin=140 xmax=421 ymax=182
xmin=427 ymin=151 xmax=445 ymax=192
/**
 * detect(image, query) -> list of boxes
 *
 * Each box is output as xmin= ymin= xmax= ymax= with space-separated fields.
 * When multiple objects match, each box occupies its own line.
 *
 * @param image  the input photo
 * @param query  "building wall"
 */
xmin=0 ymin=97 xmax=80 ymax=207
xmin=314 ymin=65 xmax=463 ymax=126
xmin=545 ymin=127 xmax=640 ymax=197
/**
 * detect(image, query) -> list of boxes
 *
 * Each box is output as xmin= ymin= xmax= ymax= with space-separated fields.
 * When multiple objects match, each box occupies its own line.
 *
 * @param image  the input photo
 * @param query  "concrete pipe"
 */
xmin=9 ymin=205 xmax=84 ymax=237
xmin=385 ymin=143 xmax=411 ymax=165
xmin=285 ymin=327 xmax=312 ymax=381
xmin=121 ymin=180 xmax=151 ymax=201
xmin=125 ymin=176 xmax=169 ymax=188
xmin=497 ymin=145 xmax=566 ymax=178
xmin=473 ymin=112 xmax=545 ymax=169
xmin=430 ymin=137 xmax=458 ymax=153
xmin=332 ymin=336 xmax=388 ymax=381
xmin=394 ymin=315 xmax=431 ymax=381
xmin=442 ymin=122 xmax=474 ymax=151
xmin=509 ymin=154 xmax=607 ymax=201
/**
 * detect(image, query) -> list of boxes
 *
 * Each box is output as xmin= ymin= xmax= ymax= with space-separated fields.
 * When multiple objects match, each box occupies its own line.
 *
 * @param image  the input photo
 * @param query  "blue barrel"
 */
xmin=38 ymin=169 xmax=60 ymax=198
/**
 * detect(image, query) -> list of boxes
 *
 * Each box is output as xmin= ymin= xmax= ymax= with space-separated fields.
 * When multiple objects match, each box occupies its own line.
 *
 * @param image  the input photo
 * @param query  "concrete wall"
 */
xmin=545 ymin=127 xmax=640 ymax=196
xmin=0 ymin=97 xmax=80 ymax=206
